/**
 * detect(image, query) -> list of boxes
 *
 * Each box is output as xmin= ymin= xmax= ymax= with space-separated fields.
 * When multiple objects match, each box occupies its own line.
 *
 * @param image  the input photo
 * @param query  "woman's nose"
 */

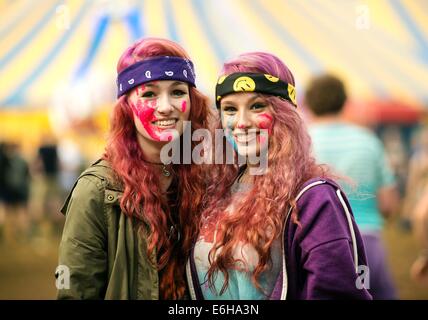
xmin=235 ymin=111 xmax=252 ymax=129
xmin=156 ymin=93 xmax=174 ymax=114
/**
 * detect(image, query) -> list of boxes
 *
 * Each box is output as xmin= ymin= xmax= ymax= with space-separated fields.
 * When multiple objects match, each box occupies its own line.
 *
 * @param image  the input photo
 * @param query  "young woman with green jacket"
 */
xmin=57 ymin=37 xmax=211 ymax=300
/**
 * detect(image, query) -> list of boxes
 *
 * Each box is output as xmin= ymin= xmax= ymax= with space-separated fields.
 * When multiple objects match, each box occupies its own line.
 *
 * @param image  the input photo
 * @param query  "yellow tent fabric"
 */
xmin=0 ymin=0 xmax=427 ymax=109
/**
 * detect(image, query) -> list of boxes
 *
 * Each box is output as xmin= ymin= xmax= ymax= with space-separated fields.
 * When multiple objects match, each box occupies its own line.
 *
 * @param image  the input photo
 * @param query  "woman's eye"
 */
xmin=222 ymin=106 xmax=237 ymax=113
xmin=141 ymin=91 xmax=155 ymax=98
xmin=172 ymin=89 xmax=186 ymax=97
xmin=250 ymin=103 xmax=266 ymax=110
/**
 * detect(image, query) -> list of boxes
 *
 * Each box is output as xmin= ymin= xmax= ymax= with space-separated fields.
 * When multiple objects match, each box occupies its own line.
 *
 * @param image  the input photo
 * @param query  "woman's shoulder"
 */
xmin=296 ymin=177 xmax=342 ymax=203
xmin=60 ymin=159 xmax=122 ymax=214
xmin=292 ymin=177 xmax=353 ymax=244
xmin=296 ymin=177 xmax=347 ymax=212
xmin=78 ymin=158 xmax=123 ymax=191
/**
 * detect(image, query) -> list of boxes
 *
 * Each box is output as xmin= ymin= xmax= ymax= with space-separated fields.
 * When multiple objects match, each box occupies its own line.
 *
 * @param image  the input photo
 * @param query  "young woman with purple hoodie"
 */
xmin=186 ymin=52 xmax=372 ymax=300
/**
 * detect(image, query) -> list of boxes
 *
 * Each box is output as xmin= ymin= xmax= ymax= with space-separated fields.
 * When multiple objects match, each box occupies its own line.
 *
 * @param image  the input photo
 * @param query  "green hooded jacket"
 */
xmin=57 ymin=159 xmax=159 ymax=299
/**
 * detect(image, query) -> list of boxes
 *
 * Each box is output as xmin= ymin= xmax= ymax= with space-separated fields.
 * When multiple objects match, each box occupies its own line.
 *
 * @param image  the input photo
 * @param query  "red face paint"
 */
xmin=131 ymin=100 xmax=162 ymax=141
xmin=159 ymin=130 xmax=175 ymax=142
xmin=149 ymin=99 xmax=157 ymax=109
xmin=181 ymin=100 xmax=187 ymax=113
xmin=137 ymin=84 xmax=146 ymax=96
xmin=257 ymin=132 xmax=269 ymax=148
xmin=257 ymin=113 xmax=273 ymax=134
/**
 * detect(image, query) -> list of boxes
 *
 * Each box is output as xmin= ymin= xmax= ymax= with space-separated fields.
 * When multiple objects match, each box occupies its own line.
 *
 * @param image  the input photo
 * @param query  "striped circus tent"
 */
xmin=0 ymin=0 xmax=427 ymax=124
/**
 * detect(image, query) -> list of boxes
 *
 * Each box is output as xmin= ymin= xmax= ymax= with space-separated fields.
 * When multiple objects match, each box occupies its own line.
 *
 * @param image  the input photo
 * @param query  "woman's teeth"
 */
xmin=234 ymin=133 xmax=258 ymax=143
xmin=153 ymin=119 xmax=177 ymax=127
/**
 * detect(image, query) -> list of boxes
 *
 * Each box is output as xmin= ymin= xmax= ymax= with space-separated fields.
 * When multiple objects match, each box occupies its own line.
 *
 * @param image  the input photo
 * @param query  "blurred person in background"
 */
xmin=1 ymin=142 xmax=31 ymax=243
xmin=403 ymin=123 xmax=428 ymax=285
xmin=410 ymin=181 xmax=428 ymax=286
xmin=304 ymin=74 xmax=400 ymax=299
xmin=57 ymin=37 xmax=212 ymax=299
xmin=35 ymin=134 xmax=61 ymax=217
xmin=402 ymin=123 xmax=428 ymax=226
xmin=57 ymin=136 xmax=86 ymax=197
xmin=33 ymin=134 xmax=62 ymax=237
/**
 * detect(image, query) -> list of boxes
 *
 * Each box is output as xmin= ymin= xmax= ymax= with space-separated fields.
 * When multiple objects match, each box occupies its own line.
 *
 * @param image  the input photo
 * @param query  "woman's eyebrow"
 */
xmin=171 ymin=81 xmax=187 ymax=87
xmin=143 ymin=83 xmax=158 ymax=88
xmin=222 ymin=94 xmax=259 ymax=106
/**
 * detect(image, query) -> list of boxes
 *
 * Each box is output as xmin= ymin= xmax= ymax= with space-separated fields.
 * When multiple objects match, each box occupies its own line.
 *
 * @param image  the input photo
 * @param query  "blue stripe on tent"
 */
xmin=249 ymin=0 xmax=323 ymax=73
xmin=73 ymin=14 xmax=110 ymax=80
xmin=0 ymin=0 xmax=63 ymax=71
xmin=125 ymin=7 xmax=144 ymax=41
xmin=0 ymin=0 xmax=34 ymax=39
xmin=191 ymin=0 xmax=227 ymax=62
xmin=164 ymin=0 xmax=179 ymax=42
xmin=390 ymin=0 xmax=428 ymax=65
xmin=2 ymin=0 xmax=91 ymax=106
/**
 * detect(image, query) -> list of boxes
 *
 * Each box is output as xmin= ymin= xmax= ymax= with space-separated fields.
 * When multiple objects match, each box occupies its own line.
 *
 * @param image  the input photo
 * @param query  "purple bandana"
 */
xmin=116 ymin=56 xmax=196 ymax=98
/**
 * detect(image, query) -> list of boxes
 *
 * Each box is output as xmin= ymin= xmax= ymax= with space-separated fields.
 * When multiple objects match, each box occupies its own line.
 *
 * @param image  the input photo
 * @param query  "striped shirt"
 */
xmin=309 ymin=122 xmax=396 ymax=231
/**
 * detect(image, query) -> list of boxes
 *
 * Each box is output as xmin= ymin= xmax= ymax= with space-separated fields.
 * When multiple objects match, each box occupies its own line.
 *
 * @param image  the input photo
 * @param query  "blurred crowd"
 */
xmin=0 ymin=136 xmax=86 ymax=245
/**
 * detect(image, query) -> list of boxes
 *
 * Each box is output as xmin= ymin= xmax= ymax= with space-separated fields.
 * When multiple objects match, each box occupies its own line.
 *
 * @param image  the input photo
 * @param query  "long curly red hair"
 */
xmin=202 ymin=52 xmax=330 ymax=295
xmin=104 ymin=38 xmax=212 ymax=299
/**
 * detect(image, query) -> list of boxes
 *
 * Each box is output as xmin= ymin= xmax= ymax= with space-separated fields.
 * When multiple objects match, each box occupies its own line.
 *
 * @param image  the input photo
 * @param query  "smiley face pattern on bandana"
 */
xmin=215 ymin=72 xmax=297 ymax=108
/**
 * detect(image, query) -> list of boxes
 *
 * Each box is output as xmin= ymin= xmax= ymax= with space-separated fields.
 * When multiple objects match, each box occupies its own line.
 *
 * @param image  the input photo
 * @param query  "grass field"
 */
xmin=0 ymin=218 xmax=427 ymax=299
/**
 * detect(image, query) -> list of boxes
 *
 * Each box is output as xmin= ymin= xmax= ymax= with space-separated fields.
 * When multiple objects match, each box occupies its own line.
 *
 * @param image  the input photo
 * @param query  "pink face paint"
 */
xmin=256 ymin=130 xmax=269 ymax=152
xmin=257 ymin=113 xmax=273 ymax=134
xmin=181 ymin=100 xmax=187 ymax=113
xmin=131 ymin=100 xmax=162 ymax=141
xmin=159 ymin=130 xmax=175 ymax=142
xmin=149 ymin=99 xmax=157 ymax=109
xmin=137 ymin=84 xmax=146 ymax=96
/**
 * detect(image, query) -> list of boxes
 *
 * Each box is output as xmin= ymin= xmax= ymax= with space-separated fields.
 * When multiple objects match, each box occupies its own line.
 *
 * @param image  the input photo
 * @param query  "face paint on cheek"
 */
xmin=226 ymin=116 xmax=235 ymax=129
xmin=131 ymin=100 xmax=162 ymax=141
xmin=149 ymin=99 xmax=157 ymax=109
xmin=159 ymin=130 xmax=178 ymax=142
xmin=223 ymin=115 xmax=238 ymax=151
xmin=181 ymin=100 xmax=187 ymax=113
xmin=257 ymin=130 xmax=269 ymax=149
xmin=137 ymin=84 xmax=146 ymax=97
xmin=257 ymin=113 xmax=274 ymax=134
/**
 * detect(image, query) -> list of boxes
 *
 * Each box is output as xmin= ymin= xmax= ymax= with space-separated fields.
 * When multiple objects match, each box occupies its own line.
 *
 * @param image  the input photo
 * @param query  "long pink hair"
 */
xmin=203 ymin=52 xmax=329 ymax=295
xmin=104 ymin=38 xmax=212 ymax=299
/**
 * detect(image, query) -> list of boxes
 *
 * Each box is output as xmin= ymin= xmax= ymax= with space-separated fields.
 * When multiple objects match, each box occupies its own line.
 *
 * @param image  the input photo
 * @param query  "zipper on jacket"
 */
xmin=186 ymin=257 xmax=197 ymax=300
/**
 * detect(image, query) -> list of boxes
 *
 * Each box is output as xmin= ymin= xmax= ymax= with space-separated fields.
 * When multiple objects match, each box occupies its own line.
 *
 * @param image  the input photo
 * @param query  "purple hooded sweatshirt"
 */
xmin=186 ymin=178 xmax=373 ymax=300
